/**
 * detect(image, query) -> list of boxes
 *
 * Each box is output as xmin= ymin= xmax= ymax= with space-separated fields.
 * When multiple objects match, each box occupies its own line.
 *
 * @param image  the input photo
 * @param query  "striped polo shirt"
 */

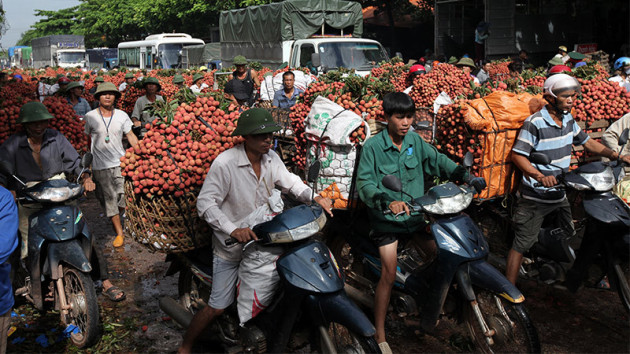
xmin=512 ymin=106 xmax=589 ymax=203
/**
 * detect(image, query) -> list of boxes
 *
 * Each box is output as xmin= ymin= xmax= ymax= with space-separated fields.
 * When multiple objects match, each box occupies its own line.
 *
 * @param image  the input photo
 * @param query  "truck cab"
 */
xmin=286 ymin=38 xmax=388 ymax=77
xmin=56 ymin=49 xmax=87 ymax=68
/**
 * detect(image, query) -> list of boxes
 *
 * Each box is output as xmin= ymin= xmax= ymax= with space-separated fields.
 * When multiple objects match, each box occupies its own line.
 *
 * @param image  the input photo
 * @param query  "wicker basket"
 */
xmin=124 ymin=181 xmax=211 ymax=253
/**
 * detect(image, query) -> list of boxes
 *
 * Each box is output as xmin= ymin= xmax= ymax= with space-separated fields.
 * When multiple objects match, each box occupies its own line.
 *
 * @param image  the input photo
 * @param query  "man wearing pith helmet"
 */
xmin=0 ymin=101 xmax=96 ymax=259
xmin=118 ymin=72 xmax=136 ymax=92
xmin=181 ymin=108 xmax=333 ymax=353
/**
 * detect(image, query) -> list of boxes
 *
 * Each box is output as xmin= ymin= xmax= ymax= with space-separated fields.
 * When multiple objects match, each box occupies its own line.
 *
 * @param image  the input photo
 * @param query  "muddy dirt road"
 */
xmin=6 ymin=195 xmax=629 ymax=353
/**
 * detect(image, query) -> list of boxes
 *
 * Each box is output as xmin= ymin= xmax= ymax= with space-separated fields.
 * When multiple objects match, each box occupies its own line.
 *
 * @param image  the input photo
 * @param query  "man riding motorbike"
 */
xmin=507 ymin=74 xmax=630 ymax=285
xmin=178 ymin=108 xmax=332 ymax=353
xmin=0 ymin=101 xmax=124 ymax=301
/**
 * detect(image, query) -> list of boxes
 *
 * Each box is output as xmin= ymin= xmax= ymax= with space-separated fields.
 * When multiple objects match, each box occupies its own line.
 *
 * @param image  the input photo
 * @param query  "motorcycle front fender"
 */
xmin=47 ymin=240 xmax=92 ymax=279
xmin=458 ymin=261 xmax=524 ymax=303
xmin=304 ymin=291 xmax=376 ymax=337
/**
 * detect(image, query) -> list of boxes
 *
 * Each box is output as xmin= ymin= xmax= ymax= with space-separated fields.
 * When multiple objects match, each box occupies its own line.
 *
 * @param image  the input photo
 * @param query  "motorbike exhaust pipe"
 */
xmin=159 ymin=297 xmax=193 ymax=329
xmin=344 ymin=283 xmax=374 ymax=309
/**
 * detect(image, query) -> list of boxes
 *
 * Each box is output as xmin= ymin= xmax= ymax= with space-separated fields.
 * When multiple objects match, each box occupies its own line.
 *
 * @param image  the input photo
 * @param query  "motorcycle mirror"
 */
xmin=307 ymin=160 xmax=321 ymax=184
xmin=618 ymin=128 xmax=629 ymax=146
xmin=382 ymin=174 xmax=402 ymax=192
xmin=529 ymin=152 xmax=551 ymax=165
xmin=81 ymin=153 xmax=93 ymax=168
xmin=0 ymin=160 xmax=12 ymax=177
xmin=463 ymin=152 xmax=474 ymax=168
xmin=413 ymin=120 xmax=431 ymax=131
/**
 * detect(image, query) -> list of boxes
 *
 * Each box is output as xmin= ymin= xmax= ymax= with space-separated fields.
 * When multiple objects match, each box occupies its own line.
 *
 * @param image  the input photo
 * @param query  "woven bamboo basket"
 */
xmin=124 ymin=181 xmax=211 ymax=253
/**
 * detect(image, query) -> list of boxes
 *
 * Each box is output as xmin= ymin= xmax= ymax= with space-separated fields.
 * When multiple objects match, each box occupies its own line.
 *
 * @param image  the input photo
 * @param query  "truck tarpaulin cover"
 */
xmin=462 ymin=91 xmax=545 ymax=199
xmin=220 ymin=0 xmax=363 ymax=44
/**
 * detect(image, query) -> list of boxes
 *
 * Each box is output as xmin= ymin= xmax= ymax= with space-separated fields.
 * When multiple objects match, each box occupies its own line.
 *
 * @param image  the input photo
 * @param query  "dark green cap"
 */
xmin=448 ymin=56 xmax=458 ymax=64
xmin=66 ymin=81 xmax=84 ymax=91
xmin=456 ymin=57 xmax=476 ymax=68
xmin=568 ymin=51 xmax=585 ymax=60
xmin=192 ymin=73 xmax=204 ymax=83
xmin=548 ymin=56 xmax=564 ymax=66
xmin=124 ymin=72 xmax=135 ymax=79
xmin=94 ymin=76 xmax=105 ymax=83
xmin=233 ymin=55 xmax=247 ymax=65
xmin=173 ymin=74 xmax=185 ymax=84
xmin=232 ymin=108 xmax=281 ymax=136
xmin=143 ymin=77 xmax=161 ymax=91
xmin=18 ymin=101 xmax=54 ymax=124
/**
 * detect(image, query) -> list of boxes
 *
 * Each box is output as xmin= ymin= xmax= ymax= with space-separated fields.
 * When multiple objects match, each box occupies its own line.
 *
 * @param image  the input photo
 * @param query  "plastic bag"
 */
xmin=305 ymin=96 xmax=368 ymax=146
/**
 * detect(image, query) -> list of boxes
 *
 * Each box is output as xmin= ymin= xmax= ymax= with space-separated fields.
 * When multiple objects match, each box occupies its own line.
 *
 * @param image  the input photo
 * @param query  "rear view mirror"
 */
xmin=463 ymin=152 xmax=474 ymax=168
xmin=382 ymin=175 xmax=402 ymax=192
xmin=307 ymin=160 xmax=321 ymax=184
xmin=529 ymin=152 xmax=551 ymax=165
xmin=414 ymin=121 xmax=431 ymax=131
xmin=81 ymin=153 xmax=93 ymax=168
xmin=0 ymin=160 xmax=12 ymax=177
xmin=618 ymin=128 xmax=629 ymax=146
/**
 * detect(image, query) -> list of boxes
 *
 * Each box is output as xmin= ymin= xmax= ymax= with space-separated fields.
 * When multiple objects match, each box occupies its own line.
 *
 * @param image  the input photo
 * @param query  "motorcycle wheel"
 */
xmin=613 ymin=259 xmax=630 ymax=313
xmin=464 ymin=290 xmax=540 ymax=354
xmin=178 ymin=268 xmax=211 ymax=314
xmin=317 ymin=323 xmax=379 ymax=354
xmin=61 ymin=267 xmax=100 ymax=348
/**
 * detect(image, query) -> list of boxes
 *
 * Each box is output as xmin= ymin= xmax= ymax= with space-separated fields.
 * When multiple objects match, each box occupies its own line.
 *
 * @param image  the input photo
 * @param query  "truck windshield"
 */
xmin=317 ymin=42 xmax=388 ymax=71
xmin=158 ymin=44 xmax=183 ymax=69
xmin=59 ymin=52 xmax=85 ymax=64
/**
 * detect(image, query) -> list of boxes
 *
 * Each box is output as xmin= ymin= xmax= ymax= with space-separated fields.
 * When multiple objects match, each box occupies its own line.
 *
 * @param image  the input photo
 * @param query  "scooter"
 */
xmin=523 ymin=128 xmax=630 ymax=312
xmin=159 ymin=176 xmax=380 ymax=353
xmin=0 ymin=154 xmax=100 ymax=348
xmin=326 ymin=153 xmax=541 ymax=353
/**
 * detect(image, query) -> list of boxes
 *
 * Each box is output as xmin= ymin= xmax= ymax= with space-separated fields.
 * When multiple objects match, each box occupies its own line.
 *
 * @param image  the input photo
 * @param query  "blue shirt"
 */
xmin=0 ymin=186 xmax=18 ymax=315
xmin=512 ymin=106 xmax=589 ymax=202
xmin=272 ymin=87 xmax=303 ymax=109
xmin=67 ymin=97 xmax=91 ymax=118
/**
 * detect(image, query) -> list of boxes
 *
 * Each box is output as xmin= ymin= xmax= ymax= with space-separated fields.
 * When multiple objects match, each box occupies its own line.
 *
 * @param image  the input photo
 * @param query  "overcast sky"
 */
xmin=2 ymin=0 xmax=81 ymax=48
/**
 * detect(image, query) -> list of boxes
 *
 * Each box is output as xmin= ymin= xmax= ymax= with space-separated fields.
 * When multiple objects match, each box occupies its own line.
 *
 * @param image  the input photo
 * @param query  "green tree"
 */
xmin=17 ymin=7 xmax=81 ymax=46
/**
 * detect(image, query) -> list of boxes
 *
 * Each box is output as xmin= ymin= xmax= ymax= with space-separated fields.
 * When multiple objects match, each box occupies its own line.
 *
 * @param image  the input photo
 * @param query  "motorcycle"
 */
xmin=525 ymin=128 xmax=630 ymax=311
xmin=325 ymin=153 xmax=541 ymax=353
xmin=470 ymin=128 xmax=630 ymax=313
xmin=0 ymin=154 xmax=100 ymax=348
xmin=159 ymin=168 xmax=380 ymax=353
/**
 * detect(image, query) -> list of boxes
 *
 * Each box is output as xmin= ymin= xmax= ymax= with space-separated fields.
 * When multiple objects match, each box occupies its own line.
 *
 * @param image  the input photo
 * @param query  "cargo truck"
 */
xmin=219 ymin=0 xmax=389 ymax=76
xmin=32 ymin=35 xmax=87 ymax=69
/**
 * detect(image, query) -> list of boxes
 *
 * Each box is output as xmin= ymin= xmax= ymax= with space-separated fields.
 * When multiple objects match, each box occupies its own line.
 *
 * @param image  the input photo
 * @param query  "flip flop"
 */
xmin=103 ymin=285 xmax=126 ymax=302
xmin=113 ymin=235 xmax=124 ymax=248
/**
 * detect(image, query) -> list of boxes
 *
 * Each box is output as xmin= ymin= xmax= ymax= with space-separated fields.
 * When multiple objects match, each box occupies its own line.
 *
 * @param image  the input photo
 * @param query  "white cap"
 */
xmin=543 ymin=74 xmax=579 ymax=97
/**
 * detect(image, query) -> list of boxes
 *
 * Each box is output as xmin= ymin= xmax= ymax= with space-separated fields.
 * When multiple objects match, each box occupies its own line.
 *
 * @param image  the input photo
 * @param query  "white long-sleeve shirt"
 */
xmin=197 ymin=144 xmax=312 ymax=261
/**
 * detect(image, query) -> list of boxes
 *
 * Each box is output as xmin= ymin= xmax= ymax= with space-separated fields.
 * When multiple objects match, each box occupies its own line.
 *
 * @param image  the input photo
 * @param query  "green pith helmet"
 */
xmin=173 ymin=74 xmax=185 ymax=84
xmin=548 ymin=56 xmax=564 ymax=66
xmin=233 ymin=55 xmax=247 ymax=65
xmin=143 ymin=77 xmax=162 ymax=92
xmin=456 ymin=57 xmax=476 ymax=68
xmin=192 ymin=73 xmax=204 ymax=83
xmin=448 ymin=56 xmax=458 ymax=64
xmin=568 ymin=51 xmax=585 ymax=60
xmin=124 ymin=72 xmax=135 ymax=79
xmin=94 ymin=82 xmax=121 ymax=99
xmin=18 ymin=101 xmax=54 ymax=124
xmin=94 ymin=76 xmax=105 ymax=83
xmin=232 ymin=108 xmax=281 ymax=136
xmin=66 ymin=81 xmax=84 ymax=92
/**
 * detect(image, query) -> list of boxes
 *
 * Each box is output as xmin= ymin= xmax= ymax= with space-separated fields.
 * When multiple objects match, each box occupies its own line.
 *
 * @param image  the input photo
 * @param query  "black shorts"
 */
xmin=370 ymin=230 xmax=427 ymax=248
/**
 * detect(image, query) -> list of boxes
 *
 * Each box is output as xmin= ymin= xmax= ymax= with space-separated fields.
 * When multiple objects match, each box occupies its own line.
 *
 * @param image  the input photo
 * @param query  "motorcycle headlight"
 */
xmin=579 ymin=168 xmax=615 ymax=191
xmin=29 ymin=185 xmax=83 ymax=202
xmin=268 ymin=210 xmax=327 ymax=243
xmin=422 ymin=189 xmax=473 ymax=215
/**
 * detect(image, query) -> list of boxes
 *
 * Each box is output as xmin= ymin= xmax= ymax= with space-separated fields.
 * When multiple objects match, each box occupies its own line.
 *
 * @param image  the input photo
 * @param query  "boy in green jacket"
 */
xmin=356 ymin=92 xmax=484 ymax=352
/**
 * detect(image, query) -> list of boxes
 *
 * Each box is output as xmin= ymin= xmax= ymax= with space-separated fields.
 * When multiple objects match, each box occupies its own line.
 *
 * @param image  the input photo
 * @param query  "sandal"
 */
xmin=103 ymin=285 xmax=126 ymax=302
xmin=113 ymin=235 xmax=124 ymax=248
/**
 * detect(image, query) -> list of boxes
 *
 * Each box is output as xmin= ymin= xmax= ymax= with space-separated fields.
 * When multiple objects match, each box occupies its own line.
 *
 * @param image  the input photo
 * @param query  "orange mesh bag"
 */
xmin=462 ymin=92 xmax=543 ymax=199
xmin=319 ymin=182 xmax=348 ymax=209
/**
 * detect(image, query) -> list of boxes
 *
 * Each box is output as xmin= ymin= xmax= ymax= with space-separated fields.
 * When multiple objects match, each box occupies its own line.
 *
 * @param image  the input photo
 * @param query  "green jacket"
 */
xmin=356 ymin=130 xmax=468 ymax=234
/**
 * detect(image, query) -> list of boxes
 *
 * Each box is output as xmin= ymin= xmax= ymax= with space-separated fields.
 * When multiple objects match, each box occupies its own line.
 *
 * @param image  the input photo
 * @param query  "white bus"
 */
xmin=118 ymin=33 xmax=204 ymax=69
